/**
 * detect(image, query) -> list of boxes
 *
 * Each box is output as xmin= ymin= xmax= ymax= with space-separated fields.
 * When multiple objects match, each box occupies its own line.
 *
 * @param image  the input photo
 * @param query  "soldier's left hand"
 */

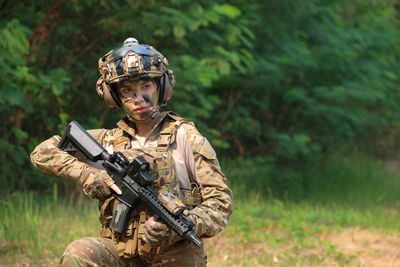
xmin=143 ymin=217 xmax=171 ymax=246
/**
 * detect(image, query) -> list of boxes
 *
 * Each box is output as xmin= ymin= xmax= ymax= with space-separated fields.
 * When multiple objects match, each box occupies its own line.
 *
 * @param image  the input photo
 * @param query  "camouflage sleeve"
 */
xmin=30 ymin=129 xmax=114 ymax=198
xmin=181 ymin=123 xmax=234 ymax=238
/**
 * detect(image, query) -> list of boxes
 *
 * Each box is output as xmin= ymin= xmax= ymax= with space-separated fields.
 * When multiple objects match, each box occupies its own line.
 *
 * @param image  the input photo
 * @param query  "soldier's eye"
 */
xmin=143 ymin=82 xmax=152 ymax=90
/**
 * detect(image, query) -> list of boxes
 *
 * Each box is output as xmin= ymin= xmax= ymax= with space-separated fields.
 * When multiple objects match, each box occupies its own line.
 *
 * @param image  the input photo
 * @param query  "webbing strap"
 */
xmin=157 ymin=132 xmax=171 ymax=152
xmin=156 ymin=119 xmax=178 ymax=153
xmin=154 ymin=119 xmax=182 ymax=187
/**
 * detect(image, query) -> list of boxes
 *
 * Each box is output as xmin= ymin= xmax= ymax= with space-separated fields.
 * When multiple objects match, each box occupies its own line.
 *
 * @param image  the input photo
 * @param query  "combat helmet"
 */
xmin=96 ymin=38 xmax=175 ymax=109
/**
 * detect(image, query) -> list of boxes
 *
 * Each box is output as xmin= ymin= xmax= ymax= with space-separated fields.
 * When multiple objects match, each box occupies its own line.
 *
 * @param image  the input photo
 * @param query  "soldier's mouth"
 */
xmin=134 ymin=106 xmax=150 ymax=113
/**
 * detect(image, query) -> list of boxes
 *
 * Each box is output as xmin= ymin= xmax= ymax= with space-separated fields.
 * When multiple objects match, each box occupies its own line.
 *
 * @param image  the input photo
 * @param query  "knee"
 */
xmin=59 ymin=238 xmax=97 ymax=267
xmin=59 ymin=237 xmax=120 ymax=267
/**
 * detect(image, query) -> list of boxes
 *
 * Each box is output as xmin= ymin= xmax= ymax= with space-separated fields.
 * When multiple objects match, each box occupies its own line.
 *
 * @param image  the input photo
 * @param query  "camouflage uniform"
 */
xmin=31 ymin=111 xmax=233 ymax=266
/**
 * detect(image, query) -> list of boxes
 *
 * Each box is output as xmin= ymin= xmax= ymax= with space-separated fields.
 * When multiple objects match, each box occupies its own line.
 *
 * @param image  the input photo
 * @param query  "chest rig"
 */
xmin=98 ymin=113 xmax=202 ymax=259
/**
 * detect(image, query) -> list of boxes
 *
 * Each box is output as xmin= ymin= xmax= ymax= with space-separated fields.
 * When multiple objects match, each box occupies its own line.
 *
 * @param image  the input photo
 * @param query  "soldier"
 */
xmin=30 ymin=38 xmax=233 ymax=266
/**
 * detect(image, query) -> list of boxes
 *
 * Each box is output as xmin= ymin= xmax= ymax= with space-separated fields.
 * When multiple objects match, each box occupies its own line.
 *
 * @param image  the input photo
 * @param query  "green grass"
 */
xmin=0 ymin=189 xmax=99 ymax=264
xmin=227 ymin=151 xmax=400 ymax=207
xmin=1 ymin=152 xmax=400 ymax=265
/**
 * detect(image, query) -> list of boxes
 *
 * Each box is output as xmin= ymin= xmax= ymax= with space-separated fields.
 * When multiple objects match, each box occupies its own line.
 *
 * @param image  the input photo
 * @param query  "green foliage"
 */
xmin=227 ymin=151 xmax=400 ymax=206
xmin=2 ymin=0 xmax=400 ymax=192
xmin=213 ymin=0 xmax=400 ymax=162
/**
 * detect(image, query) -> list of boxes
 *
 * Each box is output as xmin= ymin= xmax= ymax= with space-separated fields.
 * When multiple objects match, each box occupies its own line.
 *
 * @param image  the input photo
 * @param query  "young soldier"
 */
xmin=30 ymin=38 xmax=233 ymax=266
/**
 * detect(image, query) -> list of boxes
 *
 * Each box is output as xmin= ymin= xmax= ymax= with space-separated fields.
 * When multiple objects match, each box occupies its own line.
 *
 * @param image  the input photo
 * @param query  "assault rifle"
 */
xmin=58 ymin=121 xmax=202 ymax=247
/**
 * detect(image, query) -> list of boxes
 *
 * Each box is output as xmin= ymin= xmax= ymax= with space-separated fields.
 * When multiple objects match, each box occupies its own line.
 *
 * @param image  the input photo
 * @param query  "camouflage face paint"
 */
xmin=143 ymin=94 xmax=151 ymax=103
xmin=119 ymin=79 xmax=159 ymax=123
xmin=122 ymin=101 xmax=152 ymax=121
xmin=150 ymin=90 xmax=158 ymax=106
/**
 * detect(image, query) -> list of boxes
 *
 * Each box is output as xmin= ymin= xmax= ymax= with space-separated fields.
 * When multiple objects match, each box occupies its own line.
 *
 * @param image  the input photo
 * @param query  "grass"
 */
xmin=0 ymin=189 xmax=99 ymax=265
xmin=227 ymin=151 xmax=400 ymax=207
xmin=1 ymin=152 xmax=400 ymax=266
xmin=211 ymin=200 xmax=400 ymax=266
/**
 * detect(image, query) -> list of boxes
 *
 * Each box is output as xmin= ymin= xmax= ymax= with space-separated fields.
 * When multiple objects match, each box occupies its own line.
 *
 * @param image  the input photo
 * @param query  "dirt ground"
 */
xmin=320 ymin=228 xmax=400 ymax=267
xmin=205 ymin=228 xmax=400 ymax=267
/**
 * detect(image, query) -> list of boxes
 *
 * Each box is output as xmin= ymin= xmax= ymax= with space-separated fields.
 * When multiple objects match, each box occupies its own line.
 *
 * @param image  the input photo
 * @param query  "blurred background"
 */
xmin=2 ymin=0 xmax=400 ymax=265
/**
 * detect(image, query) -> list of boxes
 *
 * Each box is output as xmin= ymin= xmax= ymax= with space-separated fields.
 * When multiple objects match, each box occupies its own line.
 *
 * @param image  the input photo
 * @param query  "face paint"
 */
xmin=118 ymin=79 xmax=159 ymax=123
xmin=142 ymin=94 xmax=151 ymax=103
xmin=150 ymin=90 xmax=158 ymax=105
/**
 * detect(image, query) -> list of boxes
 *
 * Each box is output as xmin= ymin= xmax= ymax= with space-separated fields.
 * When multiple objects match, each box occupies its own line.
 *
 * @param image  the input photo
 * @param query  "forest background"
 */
xmin=2 ymin=0 xmax=400 ymax=265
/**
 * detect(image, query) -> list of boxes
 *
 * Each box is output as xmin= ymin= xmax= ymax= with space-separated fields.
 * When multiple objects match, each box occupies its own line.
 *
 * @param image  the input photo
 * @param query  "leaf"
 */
xmin=217 ymin=60 xmax=231 ymax=76
xmin=213 ymin=4 xmax=241 ymax=19
xmin=14 ymin=128 xmax=28 ymax=140
xmin=173 ymin=25 xmax=186 ymax=39
xmin=384 ymin=71 xmax=397 ymax=81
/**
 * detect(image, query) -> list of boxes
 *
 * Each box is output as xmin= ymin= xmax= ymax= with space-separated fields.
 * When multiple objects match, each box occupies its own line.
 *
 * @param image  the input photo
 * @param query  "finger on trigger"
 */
xmin=110 ymin=183 xmax=122 ymax=195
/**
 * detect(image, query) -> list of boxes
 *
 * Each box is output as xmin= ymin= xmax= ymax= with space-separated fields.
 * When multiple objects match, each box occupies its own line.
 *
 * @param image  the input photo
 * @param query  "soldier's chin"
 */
xmin=132 ymin=111 xmax=152 ymax=123
xmin=138 ymin=110 xmax=151 ymax=119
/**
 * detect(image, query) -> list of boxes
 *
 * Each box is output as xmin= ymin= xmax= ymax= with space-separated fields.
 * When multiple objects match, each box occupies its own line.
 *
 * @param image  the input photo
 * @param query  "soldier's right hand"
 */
xmin=82 ymin=170 xmax=121 ymax=199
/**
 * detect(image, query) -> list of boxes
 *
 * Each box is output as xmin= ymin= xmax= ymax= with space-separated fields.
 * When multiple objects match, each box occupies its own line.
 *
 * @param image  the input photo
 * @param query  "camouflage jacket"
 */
xmin=30 ymin=112 xmax=233 ymax=257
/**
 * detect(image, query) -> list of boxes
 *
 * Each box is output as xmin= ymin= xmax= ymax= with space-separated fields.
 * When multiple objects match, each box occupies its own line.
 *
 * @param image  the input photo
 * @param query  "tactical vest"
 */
xmin=98 ymin=113 xmax=203 ymax=259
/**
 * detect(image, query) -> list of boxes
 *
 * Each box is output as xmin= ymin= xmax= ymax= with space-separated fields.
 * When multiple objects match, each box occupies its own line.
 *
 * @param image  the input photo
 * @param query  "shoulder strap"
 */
xmin=156 ymin=112 xmax=185 ymax=153
xmin=154 ymin=113 xmax=185 ymax=188
xmin=166 ymin=112 xmax=185 ymax=122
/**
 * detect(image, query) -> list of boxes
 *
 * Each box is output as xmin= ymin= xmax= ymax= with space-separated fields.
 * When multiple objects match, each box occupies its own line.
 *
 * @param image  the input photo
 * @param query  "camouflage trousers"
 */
xmin=59 ymin=237 xmax=207 ymax=267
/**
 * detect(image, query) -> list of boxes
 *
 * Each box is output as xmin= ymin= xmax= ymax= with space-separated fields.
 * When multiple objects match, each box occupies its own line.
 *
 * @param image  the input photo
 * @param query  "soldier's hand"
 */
xmin=98 ymin=170 xmax=122 ymax=195
xmin=143 ymin=217 xmax=171 ymax=246
xmin=83 ymin=170 xmax=121 ymax=199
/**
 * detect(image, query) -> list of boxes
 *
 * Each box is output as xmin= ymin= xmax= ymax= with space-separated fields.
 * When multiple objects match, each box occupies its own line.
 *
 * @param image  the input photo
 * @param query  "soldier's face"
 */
xmin=118 ymin=79 xmax=159 ymax=121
